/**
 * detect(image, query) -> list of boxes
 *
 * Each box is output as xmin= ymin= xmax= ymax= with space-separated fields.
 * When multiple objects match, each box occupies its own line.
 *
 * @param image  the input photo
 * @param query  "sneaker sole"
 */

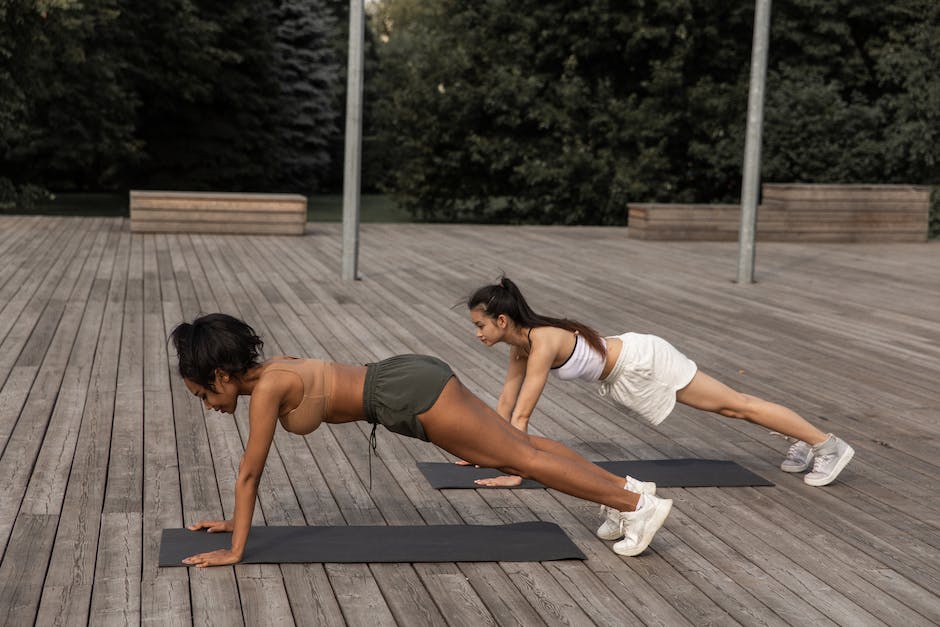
xmin=804 ymin=447 xmax=854 ymax=486
xmin=612 ymin=499 xmax=673 ymax=557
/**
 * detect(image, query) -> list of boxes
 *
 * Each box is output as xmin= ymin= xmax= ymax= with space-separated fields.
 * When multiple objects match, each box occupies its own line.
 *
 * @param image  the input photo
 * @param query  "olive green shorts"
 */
xmin=363 ymin=354 xmax=455 ymax=441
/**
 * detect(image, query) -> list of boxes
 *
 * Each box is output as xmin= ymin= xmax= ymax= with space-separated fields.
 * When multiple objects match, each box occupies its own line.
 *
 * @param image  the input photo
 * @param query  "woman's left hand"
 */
xmin=182 ymin=548 xmax=242 ymax=568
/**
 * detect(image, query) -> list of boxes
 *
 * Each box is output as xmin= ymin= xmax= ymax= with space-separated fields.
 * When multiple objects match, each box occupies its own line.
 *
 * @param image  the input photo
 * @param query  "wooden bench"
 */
xmin=628 ymin=183 xmax=931 ymax=242
xmin=129 ymin=190 xmax=307 ymax=235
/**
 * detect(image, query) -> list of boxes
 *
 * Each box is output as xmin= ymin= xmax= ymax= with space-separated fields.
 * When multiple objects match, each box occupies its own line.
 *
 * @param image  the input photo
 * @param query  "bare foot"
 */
xmin=454 ymin=459 xmax=474 ymax=466
xmin=474 ymin=475 xmax=523 ymax=487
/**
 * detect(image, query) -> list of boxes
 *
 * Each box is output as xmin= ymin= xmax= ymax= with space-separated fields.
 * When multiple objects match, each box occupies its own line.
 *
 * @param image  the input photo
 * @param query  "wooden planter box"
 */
xmin=130 ymin=191 xmax=307 ymax=235
xmin=628 ymin=184 xmax=930 ymax=242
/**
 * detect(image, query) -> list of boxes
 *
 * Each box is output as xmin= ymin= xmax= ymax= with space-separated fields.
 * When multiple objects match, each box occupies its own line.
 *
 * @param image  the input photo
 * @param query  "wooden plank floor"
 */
xmin=1 ymin=215 xmax=938 ymax=626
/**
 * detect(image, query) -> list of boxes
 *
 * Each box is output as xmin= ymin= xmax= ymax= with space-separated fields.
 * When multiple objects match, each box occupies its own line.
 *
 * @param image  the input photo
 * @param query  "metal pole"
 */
xmin=341 ymin=0 xmax=365 ymax=280
xmin=737 ymin=0 xmax=772 ymax=284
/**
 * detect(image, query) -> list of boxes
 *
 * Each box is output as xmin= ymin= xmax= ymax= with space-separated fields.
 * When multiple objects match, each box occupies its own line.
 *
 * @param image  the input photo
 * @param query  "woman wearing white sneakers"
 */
xmin=170 ymin=313 xmax=671 ymax=565
xmin=464 ymin=277 xmax=855 ymax=540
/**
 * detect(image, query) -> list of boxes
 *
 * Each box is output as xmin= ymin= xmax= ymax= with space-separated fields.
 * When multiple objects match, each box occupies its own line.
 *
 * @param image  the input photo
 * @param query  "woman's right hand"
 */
xmin=474 ymin=474 xmax=524 ymax=487
xmin=187 ymin=519 xmax=233 ymax=533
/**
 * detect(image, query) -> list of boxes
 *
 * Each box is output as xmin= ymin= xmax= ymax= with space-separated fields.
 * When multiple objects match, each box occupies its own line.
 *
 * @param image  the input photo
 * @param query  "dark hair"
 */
xmin=170 ymin=313 xmax=264 ymax=390
xmin=466 ymin=276 xmax=605 ymax=356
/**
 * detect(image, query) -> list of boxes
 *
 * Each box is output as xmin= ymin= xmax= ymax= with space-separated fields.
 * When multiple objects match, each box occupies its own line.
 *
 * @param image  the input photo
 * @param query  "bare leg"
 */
xmin=675 ymin=371 xmax=827 ymax=445
xmin=480 ymin=431 xmax=626 ymax=486
xmin=419 ymin=379 xmax=641 ymax=511
xmin=472 ymin=428 xmax=611 ymax=487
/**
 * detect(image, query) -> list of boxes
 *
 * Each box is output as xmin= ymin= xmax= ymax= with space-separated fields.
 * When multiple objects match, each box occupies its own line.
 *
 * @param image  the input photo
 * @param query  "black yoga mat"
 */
xmin=159 ymin=521 xmax=586 ymax=566
xmin=418 ymin=459 xmax=774 ymax=489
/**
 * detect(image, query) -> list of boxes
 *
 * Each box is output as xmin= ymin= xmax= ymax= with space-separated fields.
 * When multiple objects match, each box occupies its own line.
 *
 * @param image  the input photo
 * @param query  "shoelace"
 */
xmin=786 ymin=441 xmax=808 ymax=462
xmin=600 ymin=504 xmax=621 ymax=521
xmin=598 ymin=381 xmax=610 ymax=397
xmin=618 ymin=511 xmax=634 ymax=536
xmin=812 ymin=451 xmax=835 ymax=472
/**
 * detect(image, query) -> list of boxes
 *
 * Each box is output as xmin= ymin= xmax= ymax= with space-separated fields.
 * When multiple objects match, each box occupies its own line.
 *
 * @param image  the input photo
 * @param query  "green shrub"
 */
xmin=0 ymin=178 xmax=51 ymax=212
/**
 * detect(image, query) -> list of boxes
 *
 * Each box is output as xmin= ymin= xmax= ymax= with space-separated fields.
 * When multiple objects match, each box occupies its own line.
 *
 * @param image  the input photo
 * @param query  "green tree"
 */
xmin=122 ymin=0 xmax=341 ymax=192
xmin=2 ymin=0 xmax=138 ymax=193
xmin=268 ymin=0 xmax=340 ymax=192
xmin=876 ymin=1 xmax=940 ymax=183
xmin=371 ymin=0 xmax=940 ymax=223
xmin=3 ymin=0 xmax=343 ymax=200
xmin=320 ymin=0 xmax=385 ymax=192
xmin=371 ymin=0 xmax=757 ymax=223
xmin=122 ymin=0 xmax=280 ymax=190
xmin=1 ymin=0 xmax=40 ymax=208
xmin=761 ymin=0 xmax=891 ymax=183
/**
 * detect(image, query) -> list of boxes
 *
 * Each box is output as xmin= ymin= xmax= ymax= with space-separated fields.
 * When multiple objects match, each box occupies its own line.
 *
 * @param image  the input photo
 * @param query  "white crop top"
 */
xmin=551 ymin=334 xmax=606 ymax=381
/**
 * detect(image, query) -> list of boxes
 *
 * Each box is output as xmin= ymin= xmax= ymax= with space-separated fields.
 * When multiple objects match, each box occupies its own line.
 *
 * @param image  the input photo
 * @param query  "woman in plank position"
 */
xmin=170 ymin=313 xmax=671 ymax=566
xmin=465 ymin=276 xmax=854 ymax=500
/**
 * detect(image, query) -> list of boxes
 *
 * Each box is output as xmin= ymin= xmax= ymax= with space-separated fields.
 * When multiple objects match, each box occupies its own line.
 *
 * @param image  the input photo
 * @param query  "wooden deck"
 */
xmin=1 ymin=215 xmax=938 ymax=626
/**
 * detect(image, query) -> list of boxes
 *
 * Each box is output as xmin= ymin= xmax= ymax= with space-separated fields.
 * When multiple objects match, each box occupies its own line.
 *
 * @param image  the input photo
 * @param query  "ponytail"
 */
xmin=466 ymin=276 xmax=605 ymax=356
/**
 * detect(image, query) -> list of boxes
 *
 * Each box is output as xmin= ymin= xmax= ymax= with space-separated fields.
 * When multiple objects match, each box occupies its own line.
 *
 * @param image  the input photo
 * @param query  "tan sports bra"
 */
xmin=265 ymin=358 xmax=334 ymax=435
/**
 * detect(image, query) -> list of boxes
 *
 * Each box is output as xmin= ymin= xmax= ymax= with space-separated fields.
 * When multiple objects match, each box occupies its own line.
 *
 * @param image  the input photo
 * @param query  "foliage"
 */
xmin=369 ymin=0 xmax=756 ymax=222
xmin=1 ymin=0 xmax=340 ymax=198
xmin=122 ymin=0 xmax=285 ymax=190
xmin=370 ymin=0 xmax=940 ymax=224
xmin=761 ymin=0 xmax=939 ymax=185
xmin=2 ymin=0 xmax=139 ymax=191
xmin=2 ymin=0 xmax=938 ymax=221
xmin=0 ymin=178 xmax=51 ymax=212
xmin=122 ymin=0 xmax=338 ymax=193
xmin=875 ymin=1 xmax=940 ymax=184
xmin=268 ymin=0 xmax=340 ymax=192
xmin=319 ymin=0 xmax=385 ymax=192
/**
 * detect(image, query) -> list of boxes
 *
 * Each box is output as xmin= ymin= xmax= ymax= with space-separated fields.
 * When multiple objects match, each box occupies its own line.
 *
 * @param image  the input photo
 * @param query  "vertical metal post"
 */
xmin=737 ymin=0 xmax=772 ymax=284
xmin=342 ymin=0 xmax=365 ymax=280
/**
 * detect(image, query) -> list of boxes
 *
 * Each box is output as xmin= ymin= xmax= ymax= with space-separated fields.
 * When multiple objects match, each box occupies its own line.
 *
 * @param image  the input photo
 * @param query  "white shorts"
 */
xmin=597 ymin=332 xmax=698 ymax=426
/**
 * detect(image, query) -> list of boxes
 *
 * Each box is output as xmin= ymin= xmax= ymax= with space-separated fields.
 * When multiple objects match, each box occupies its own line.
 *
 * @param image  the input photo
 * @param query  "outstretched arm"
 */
xmin=473 ymin=335 xmax=556 ymax=487
xmin=506 ymin=336 xmax=556 ymax=433
xmin=495 ymin=346 xmax=526 ymax=420
xmin=456 ymin=346 xmax=528 ymax=467
xmin=183 ymin=382 xmax=279 ymax=567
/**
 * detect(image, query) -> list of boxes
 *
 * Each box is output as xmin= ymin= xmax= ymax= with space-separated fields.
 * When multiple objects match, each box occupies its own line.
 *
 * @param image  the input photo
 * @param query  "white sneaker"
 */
xmin=625 ymin=475 xmax=657 ymax=496
xmin=780 ymin=440 xmax=814 ymax=472
xmin=804 ymin=435 xmax=854 ymax=486
xmin=596 ymin=475 xmax=657 ymax=540
xmin=612 ymin=495 xmax=673 ymax=557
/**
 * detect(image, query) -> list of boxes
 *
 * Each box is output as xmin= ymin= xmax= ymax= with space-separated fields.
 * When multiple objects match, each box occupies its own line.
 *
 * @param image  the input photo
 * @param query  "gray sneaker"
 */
xmin=596 ymin=476 xmax=657 ymax=540
xmin=804 ymin=435 xmax=854 ymax=486
xmin=781 ymin=440 xmax=814 ymax=472
xmin=612 ymin=495 xmax=673 ymax=556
